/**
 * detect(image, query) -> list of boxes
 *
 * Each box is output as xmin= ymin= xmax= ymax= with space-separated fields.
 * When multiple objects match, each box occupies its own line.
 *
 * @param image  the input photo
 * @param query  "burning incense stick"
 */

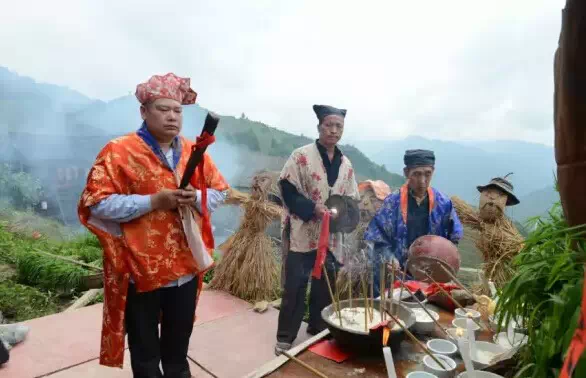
xmin=421 ymin=270 xmax=484 ymax=330
xmin=384 ymin=309 xmax=448 ymax=370
xmin=397 ymin=261 xmax=408 ymax=308
xmin=322 ymin=263 xmax=342 ymax=326
xmin=379 ymin=262 xmax=385 ymax=322
xmin=369 ymin=271 xmax=374 ymax=321
xmin=348 ymin=268 xmax=353 ymax=309
xmin=361 ymin=276 xmax=369 ymax=332
xmin=389 ymin=262 xmax=395 ymax=315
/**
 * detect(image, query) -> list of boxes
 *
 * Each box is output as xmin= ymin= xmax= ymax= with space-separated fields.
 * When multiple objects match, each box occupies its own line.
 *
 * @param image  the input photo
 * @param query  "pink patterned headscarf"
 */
xmin=135 ymin=73 xmax=197 ymax=105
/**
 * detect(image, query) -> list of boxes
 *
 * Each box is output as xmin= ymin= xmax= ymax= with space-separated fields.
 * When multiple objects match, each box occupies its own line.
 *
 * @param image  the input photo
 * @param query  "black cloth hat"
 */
xmin=313 ymin=104 xmax=347 ymax=123
xmin=477 ymin=175 xmax=520 ymax=206
xmin=404 ymin=149 xmax=435 ymax=168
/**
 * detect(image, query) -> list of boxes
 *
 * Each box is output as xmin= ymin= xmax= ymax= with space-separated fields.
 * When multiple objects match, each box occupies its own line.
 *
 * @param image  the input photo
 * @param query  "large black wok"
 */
xmin=321 ymin=298 xmax=416 ymax=354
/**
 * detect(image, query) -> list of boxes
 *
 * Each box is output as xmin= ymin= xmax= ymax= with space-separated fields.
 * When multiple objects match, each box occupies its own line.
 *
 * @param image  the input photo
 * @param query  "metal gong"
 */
xmin=325 ymin=194 xmax=360 ymax=233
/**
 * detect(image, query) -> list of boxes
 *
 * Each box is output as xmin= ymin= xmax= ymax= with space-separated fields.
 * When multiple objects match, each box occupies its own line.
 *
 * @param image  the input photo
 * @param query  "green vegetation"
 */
xmin=217 ymin=114 xmax=405 ymax=187
xmin=0 ymin=280 xmax=58 ymax=322
xmin=496 ymin=201 xmax=586 ymax=377
xmin=0 ymin=209 xmax=104 ymax=321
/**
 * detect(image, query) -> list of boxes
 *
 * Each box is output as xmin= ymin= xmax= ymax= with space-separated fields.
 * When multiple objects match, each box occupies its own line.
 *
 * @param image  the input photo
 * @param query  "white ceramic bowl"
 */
xmin=458 ymin=372 xmax=504 ymax=378
xmin=407 ymin=372 xmax=439 ymax=378
xmin=455 ymin=308 xmax=481 ymax=321
xmin=412 ymin=308 xmax=440 ymax=334
xmin=423 ymin=354 xmax=457 ymax=378
xmin=426 ymin=339 xmax=458 ymax=356
xmin=493 ymin=331 xmax=527 ymax=349
xmin=446 ymin=327 xmax=469 ymax=341
xmin=451 ymin=318 xmax=481 ymax=337
xmin=470 ymin=341 xmax=508 ymax=369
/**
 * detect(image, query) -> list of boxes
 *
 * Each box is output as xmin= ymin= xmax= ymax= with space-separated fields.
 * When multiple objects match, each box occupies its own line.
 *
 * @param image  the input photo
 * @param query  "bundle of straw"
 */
xmin=209 ymin=198 xmax=281 ymax=302
xmin=451 ymin=196 xmax=524 ymax=289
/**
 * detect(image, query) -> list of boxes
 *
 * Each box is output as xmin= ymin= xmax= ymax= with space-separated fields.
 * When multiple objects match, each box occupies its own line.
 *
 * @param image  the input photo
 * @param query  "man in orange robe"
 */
xmin=78 ymin=73 xmax=229 ymax=378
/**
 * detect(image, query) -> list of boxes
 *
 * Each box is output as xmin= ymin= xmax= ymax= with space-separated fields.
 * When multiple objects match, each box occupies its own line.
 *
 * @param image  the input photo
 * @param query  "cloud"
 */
xmin=0 ymin=0 xmax=564 ymax=145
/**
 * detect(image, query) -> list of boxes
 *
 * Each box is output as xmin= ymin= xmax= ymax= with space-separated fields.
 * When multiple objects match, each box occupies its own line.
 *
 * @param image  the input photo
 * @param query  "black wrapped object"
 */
xmin=179 ymin=112 xmax=220 ymax=189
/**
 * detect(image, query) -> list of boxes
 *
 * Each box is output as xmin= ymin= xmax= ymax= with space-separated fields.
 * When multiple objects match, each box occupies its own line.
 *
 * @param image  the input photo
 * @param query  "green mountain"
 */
xmin=217 ymin=114 xmax=405 ymax=186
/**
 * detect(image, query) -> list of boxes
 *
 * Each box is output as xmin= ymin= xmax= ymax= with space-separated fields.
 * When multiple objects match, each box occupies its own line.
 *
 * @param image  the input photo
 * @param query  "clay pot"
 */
xmin=406 ymin=235 xmax=461 ymax=283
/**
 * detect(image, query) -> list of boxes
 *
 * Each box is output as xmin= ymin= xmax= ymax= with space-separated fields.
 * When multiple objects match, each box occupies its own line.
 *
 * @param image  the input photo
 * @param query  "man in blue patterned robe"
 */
xmin=364 ymin=149 xmax=463 ymax=297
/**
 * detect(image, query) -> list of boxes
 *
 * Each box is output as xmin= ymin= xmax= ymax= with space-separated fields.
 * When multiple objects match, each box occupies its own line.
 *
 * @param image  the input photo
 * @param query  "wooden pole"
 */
xmin=34 ymin=249 xmax=103 ymax=272
xmin=281 ymin=351 xmax=330 ymax=378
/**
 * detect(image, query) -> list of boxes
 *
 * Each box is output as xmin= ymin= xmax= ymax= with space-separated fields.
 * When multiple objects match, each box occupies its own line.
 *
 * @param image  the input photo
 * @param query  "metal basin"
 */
xmin=321 ymin=298 xmax=416 ymax=354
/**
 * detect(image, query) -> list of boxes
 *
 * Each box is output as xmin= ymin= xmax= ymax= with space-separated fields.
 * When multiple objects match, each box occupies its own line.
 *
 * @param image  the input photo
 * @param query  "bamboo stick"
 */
xmin=384 ymin=309 xmax=448 ymax=371
xmin=34 ymin=249 xmax=103 ymax=271
xmin=395 ymin=279 xmax=450 ymax=338
xmin=422 ymin=271 xmax=484 ymax=330
xmin=322 ymin=263 xmax=342 ymax=327
xmin=281 ymin=351 xmax=330 ymax=378
xmin=438 ymin=264 xmax=475 ymax=298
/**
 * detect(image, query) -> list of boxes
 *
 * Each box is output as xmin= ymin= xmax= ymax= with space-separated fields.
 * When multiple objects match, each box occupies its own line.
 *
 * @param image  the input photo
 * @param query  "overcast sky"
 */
xmin=0 ymin=0 xmax=564 ymax=145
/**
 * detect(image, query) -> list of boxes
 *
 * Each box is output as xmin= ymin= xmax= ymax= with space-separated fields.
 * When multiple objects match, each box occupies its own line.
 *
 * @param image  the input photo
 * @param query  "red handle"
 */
xmin=312 ymin=211 xmax=331 ymax=279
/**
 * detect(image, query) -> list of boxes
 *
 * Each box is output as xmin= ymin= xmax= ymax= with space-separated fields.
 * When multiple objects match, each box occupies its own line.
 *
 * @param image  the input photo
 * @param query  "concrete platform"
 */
xmin=0 ymin=290 xmax=309 ymax=378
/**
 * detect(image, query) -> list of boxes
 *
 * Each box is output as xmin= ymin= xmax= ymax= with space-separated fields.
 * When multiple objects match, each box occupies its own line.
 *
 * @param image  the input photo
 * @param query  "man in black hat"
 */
xmin=275 ymin=104 xmax=359 ymax=355
xmin=364 ymin=149 xmax=463 ymax=297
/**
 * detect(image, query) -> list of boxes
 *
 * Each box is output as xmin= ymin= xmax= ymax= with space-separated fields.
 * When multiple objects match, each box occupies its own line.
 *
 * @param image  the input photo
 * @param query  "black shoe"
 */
xmin=306 ymin=326 xmax=323 ymax=336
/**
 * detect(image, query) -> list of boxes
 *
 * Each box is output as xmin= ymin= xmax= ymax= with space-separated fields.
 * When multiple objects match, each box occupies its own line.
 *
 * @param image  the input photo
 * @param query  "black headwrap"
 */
xmin=313 ymin=104 xmax=347 ymax=123
xmin=404 ymin=149 xmax=435 ymax=168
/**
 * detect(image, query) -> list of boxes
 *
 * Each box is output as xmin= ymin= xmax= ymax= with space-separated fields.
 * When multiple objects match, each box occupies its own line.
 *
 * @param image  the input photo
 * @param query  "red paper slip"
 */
xmin=308 ymin=339 xmax=352 ymax=363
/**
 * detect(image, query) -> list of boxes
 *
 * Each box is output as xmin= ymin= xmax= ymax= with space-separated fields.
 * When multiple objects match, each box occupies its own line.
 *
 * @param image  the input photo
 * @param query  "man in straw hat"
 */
xmin=78 ymin=73 xmax=229 ymax=377
xmin=275 ymin=104 xmax=359 ymax=355
xmin=364 ymin=149 xmax=463 ymax=297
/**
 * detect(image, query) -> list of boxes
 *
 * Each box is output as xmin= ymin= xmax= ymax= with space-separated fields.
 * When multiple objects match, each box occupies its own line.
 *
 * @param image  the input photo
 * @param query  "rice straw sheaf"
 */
xmin=209 ymin=198 xmax=281 ymax=302
xmin=451 ymin=196 xmax=524 ymax=289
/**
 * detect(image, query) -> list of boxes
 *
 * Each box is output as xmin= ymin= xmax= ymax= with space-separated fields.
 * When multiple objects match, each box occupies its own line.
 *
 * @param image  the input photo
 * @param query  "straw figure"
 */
xmin=209 ymin=170 xmax=283 ymax=302
xmin=336 ymin=180 xmax=392 ymax=299
xmin=451 ymin=174 xmax=524 ymax=290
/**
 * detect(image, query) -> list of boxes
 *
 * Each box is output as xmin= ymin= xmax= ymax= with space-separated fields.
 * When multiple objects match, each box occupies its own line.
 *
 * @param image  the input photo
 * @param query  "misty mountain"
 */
xmin=353 ymin=136 xmax=557 ymax=223
xmin=513 ymin=186 xmax=559 ymax=225
xmin=70 ymin=94 xmax=405 ymax=186
xmin=0 ymin=67 xmax=95 ymax=134
xmin=0 ymin=66 xmax=405 ymax=237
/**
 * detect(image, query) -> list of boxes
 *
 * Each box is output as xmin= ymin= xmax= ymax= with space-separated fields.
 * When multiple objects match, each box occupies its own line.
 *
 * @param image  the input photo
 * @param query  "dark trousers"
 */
xmin=125 ymin=277 xmax=198 ymax=378
xmin=276 ymin=250 xmax=339 ymax=344
xmin=0 ymin=339 xmax=8 ymax=365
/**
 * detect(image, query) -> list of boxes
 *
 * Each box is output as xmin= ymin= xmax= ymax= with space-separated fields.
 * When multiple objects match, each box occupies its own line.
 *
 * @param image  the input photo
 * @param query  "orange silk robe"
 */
xmin=78 ymin=132 xmax=229 ymax=368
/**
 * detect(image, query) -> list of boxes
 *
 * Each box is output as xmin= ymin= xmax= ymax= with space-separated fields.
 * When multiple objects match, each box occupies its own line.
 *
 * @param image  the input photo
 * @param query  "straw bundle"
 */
xmin=451 ymin=196 xmax=524 ymax=289
xmin=209 ymin=197 xmax=282 ymax=302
